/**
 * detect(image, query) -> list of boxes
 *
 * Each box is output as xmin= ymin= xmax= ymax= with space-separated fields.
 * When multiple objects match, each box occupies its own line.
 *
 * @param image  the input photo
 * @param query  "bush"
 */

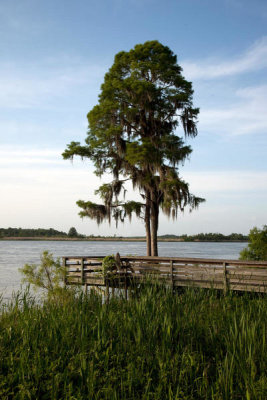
xmin=240 ymin=225 xmax=267 ymax=261
xmin=19 ymin=251 xmax=66 ymax=298
xmin=101 ymin=255 xmax=117 ymax=277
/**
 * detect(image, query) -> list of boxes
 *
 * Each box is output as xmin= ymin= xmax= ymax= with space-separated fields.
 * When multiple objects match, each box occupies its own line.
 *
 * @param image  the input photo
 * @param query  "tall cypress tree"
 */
xmin=63 ymin=41 xmax=205 ymax=255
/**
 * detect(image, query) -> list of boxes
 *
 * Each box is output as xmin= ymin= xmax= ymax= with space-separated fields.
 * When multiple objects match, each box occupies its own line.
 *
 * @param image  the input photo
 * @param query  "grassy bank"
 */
xmin=0 ymin=286 xmax=266 ymax=399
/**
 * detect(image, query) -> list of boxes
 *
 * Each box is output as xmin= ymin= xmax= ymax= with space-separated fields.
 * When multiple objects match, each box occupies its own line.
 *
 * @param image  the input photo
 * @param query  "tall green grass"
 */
xmin=0 ymin=285 xmax=266 ymax=399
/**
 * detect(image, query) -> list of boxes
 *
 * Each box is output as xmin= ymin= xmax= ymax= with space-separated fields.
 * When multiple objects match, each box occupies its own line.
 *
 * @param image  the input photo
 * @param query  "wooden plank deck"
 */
xmin=63 ymin=255 xmax=267 ymax=294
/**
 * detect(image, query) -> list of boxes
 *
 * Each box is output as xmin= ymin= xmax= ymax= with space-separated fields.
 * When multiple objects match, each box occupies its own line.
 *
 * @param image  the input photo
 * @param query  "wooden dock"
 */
xmin=63 ymin=255 xmax=267 ymax=295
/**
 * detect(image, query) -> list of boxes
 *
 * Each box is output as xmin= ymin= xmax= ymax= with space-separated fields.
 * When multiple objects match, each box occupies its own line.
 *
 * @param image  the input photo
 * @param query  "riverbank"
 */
xmin=0 ymin=236 xmax=248 ymax=242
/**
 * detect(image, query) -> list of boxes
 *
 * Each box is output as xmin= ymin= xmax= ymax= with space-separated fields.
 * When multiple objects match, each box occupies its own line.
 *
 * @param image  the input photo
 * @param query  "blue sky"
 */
xmin=0 ymin=0 xmax=266 ymax=235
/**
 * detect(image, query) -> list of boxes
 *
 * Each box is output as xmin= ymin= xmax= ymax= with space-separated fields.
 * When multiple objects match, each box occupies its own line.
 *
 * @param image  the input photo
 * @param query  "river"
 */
xmin=0 ymin=240 xmax=248 ymax=299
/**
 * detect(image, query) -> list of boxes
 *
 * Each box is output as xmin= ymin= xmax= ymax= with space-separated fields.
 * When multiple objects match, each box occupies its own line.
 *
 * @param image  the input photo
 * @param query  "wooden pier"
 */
xmin=63 ymin=255 xmax=267 ymax=295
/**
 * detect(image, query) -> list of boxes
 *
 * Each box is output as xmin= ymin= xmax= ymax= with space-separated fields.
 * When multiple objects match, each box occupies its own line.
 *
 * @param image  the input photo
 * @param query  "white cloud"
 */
xmin=0 ymin=60 xmax=105 ymax=109
xmin=0 ymin=146 xmax=265 ymax=235
xmin=199 ymin=84 xmax=267 ymax=135
xmin=1 ymin=146 xmax=266 ymax=193
xmin=182 ymin=36 xmax=267 ymax=79
xmin=0 ymin=119 xmax=87 ymax=147
xmin=184 ymin=171 xmax=267 ymax=193
xmin=0 ymin=146 xmax=66 ymax=165
xmin=0 ymin=163 xmax=266 ymax=235
xmin=0 ymin=146 xmax=60 ymax=159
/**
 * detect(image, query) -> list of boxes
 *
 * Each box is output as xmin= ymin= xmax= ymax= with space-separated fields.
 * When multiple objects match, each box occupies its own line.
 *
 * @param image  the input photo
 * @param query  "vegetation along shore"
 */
xmin=0 ymin=228 xmax=248 ymax=242
xmin=0 ymin=228 xmax=265 ymax=398
xmin=1 ymin=285 xmax=266 ymax=399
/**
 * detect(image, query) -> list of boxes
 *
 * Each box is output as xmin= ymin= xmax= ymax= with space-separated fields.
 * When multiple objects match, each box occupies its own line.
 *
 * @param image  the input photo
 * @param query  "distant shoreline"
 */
xmin=0 ymin=237 xmax=248 ymax=243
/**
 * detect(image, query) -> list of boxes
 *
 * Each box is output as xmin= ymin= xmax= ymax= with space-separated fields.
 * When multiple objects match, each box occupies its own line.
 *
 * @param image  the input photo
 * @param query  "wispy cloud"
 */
xmin=1 ymin=146 xmax=266 ymax=194
xmin=184 ymin=171 xmax=267 ymax=193
xmin=0 ymin=60 xmax=105 ymax=109
xmin=0 ymin=146 xmax=89 ymax=168
xmin=0 ymin=147 xmax=63 ymax=166
xmin=0 ymin=146 xmax=265 ymax=235
xmin=182 ymin=37 xmax=267 ymax=79
xmin=199 ymin=84 xmax=267 ymax=135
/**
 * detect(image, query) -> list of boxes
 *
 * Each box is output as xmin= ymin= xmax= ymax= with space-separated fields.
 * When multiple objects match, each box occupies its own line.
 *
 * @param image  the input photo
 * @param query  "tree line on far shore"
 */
xmin=159 ymin=233 xmax=248 ymax=241
xmin=0 ymin=228 xmax=248 ymax=241
xmin=0 ymin=227 xmax=84 ymax=238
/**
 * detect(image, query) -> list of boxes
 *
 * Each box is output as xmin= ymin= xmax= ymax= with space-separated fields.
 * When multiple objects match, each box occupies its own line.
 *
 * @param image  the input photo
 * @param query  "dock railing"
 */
xmin=63 ymin=255 xmax=267 ymax=294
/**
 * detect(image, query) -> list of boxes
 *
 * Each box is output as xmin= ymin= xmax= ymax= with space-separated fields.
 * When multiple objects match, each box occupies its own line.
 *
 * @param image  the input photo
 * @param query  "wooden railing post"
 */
xmin=115 ymin=252 xmax=122 ymax=271
xmin=62 ymin=257 xmax=67 ymax=287
xmin=81 ymin=258 xmax=84 ymax=285
xmin=170 ymin=260 xmax=174 ymax=291
xmin=223 ymin=262 xmax=228 ymax=295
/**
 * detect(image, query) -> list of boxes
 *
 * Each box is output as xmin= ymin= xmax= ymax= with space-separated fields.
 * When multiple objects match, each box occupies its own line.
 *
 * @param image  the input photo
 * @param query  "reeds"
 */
xmin=0 ymin=285 xmax=266 ymax=399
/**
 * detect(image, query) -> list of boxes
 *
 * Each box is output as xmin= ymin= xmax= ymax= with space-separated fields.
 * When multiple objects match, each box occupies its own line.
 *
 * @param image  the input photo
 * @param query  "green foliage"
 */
xmin=101 ymin=255 xmax=117 ymax=277
xmin=63 ymin=41 xmax=205 ymax=255
xmin=19 ymin=251 xmax=66 ymax=297
xmin=77 ymin=200 xmax=108 ymax=225
xmin=0 ymin=227 xmax=68 ymax=237
xmin=68 ymin=226 xmax=78 ymax=237
xmin=240 ymin=225 xmax=267 ymax=261
xmin=158 ymin=232 xmax=248 ymax=241
xmin=0 ymin=287 xmax=266 ymax=399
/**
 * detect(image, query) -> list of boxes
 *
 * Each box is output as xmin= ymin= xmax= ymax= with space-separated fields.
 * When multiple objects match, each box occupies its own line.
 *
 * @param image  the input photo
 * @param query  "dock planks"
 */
xmin=63 ymin=255 xmax=267 ymax=294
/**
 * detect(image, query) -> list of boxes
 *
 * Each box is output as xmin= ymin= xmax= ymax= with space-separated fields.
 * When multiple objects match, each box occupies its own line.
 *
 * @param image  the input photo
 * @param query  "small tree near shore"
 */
xmin=19 ymin=251 xmax=66 ymax=298
xmin=68 ymin=227 xmax=78 ymax=237
xmin=239 ymin=225 xmax=267 ymax=261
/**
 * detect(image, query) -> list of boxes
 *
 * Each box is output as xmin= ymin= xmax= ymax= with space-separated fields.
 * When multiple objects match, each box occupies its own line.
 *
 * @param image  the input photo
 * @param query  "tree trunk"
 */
xmin=150 ymin=191 xmax=159 ymax=256
xmin=145 ymin=192 xmax=151 ymax=256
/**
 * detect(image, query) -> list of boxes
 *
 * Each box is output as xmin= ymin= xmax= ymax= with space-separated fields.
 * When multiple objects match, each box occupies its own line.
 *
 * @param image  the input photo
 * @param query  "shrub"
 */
xmin=19 ymin=251 xmax=66 ymax=298
xmin=240 ymin=225 xmax=267 ymax=261
xmin=101 ymin=255 xmax=117 ymax=277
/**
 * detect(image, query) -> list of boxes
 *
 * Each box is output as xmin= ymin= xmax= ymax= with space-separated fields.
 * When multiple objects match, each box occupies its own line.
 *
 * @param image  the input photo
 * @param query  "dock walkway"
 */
xmin=63 ymin=255 xmax=267 ymax=295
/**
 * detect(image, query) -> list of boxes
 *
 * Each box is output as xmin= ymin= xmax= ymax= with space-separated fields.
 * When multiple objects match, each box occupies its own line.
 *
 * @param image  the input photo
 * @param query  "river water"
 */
xmin=0 ymin=240 xmax=248 ymax=299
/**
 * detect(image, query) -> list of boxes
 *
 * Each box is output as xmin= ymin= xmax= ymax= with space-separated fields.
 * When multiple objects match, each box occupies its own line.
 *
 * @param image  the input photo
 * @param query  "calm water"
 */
xmin=0 ymin=240 xmax=248 ymax=299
